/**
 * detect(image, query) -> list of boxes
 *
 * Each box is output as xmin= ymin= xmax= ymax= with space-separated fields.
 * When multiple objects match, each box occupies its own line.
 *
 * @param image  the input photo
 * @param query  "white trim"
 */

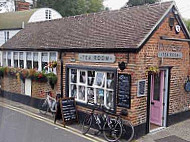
xmin=38 ymin=52 xmax=42 ymax=71
xmin=150 ymin=127 xmax=165 ymax=133
xmin=0 ymin=51 xmax=2 ymax=66
xmin=137 ymin=2 xmax=175 ymax=48
xmin=11 ymin=52 xmax=14 ymax=67
xmin=163 ymin=69 xmax=169 ymax=127
xmin=24 ymin=52 xmax=26 ymax=69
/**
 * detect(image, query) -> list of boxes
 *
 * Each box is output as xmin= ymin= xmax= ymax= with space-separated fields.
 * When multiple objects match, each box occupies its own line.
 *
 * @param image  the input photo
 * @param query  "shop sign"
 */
xmin=78 ymin=54 xmax=115 ymax=63
xmin=158 ymin=51 xmax=182 ymax=59
xmin=157 ymin=43 xmax=183 ymax=59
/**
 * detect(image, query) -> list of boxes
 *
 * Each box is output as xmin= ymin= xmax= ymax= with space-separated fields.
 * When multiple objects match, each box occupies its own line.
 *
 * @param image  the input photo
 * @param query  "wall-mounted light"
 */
xmin=118 ymin=61 xmax=126 ymax=71
xmin=169 ymin=17 xmax=174 ymax=30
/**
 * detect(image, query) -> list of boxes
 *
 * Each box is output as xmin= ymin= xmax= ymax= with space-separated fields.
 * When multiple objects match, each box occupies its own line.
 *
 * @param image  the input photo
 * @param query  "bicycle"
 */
xmin=81 ymin=103 xmax=122 ymax=142
xmin=38 ymin=91 xmax=57 ymax=115
xmin=106 ymin=110 xmax=134 ymax=142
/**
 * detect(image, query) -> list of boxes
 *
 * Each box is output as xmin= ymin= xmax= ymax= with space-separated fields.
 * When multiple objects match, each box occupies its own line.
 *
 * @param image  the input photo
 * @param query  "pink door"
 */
xmin=150 ymin=71 xmax=164 ymax=126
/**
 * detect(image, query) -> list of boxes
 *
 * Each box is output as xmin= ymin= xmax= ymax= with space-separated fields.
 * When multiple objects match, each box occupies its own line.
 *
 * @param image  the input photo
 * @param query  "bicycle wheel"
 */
xmin=103 ymin=119 xmax=122 ymax=142
xmin=39 ymin=99 xmax=49 ymax=115
xmin=121 ymin=120 xmax=134 ymax=142
xmin=82 ymin=113 xmax=93 ymax=135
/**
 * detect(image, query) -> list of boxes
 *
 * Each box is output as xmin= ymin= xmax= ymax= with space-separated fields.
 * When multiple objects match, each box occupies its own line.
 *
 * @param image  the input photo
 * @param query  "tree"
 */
xmin=184 ymin=19 xmax=190 ymax=33
xmin=37 ymin=0 xmax=105 ymax=17
xmin=126 ymin=0 xmax=159 ymax=7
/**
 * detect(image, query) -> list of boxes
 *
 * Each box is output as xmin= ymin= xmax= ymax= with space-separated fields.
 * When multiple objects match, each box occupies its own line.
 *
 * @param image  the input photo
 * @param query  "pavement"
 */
xmin=1 ymin=96 xmax=190 ymax=142
xmin=136 ymin=119 xmax=190 ymax=142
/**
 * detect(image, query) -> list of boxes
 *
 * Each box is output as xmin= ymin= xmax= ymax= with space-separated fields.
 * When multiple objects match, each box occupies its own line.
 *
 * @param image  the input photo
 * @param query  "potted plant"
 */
xmin=34 ymin=71 xmax=48 ymax=82
xmin=46 ymin=72 xmax=57 ymax=89
xmin=146 ymin=66 xmax=159 ymax=75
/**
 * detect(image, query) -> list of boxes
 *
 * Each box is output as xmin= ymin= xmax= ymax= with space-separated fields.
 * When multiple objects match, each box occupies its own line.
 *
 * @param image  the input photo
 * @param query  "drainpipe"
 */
xmin=59 ymin=51 xmax=63 ymax=98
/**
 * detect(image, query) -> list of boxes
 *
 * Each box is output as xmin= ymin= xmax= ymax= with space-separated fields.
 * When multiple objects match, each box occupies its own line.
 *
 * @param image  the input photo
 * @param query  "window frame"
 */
xmin=2 ymin=51 xmax=57 ymax=73
xmin=66 ymin=65 xmax=117 ymax=113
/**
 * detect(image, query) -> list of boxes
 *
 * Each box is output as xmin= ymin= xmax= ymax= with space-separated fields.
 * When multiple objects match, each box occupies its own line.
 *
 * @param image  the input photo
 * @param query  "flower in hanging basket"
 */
xmin=146 ymin=66 xmax=159 ymax=75
xmin=28 ymin=69 xmax=36 ymax=78
xmin=19 ymin=69 xmax=29 ymax=80
xmin=46 ymin=72 xmax=57 ymax=89
xmin=8 ymin=67 xmax=18 ymax=77
xmin=34 ymin=71 xmax=47 ymax=82
xmin=48 ymin=61 xmax=57 ymax=68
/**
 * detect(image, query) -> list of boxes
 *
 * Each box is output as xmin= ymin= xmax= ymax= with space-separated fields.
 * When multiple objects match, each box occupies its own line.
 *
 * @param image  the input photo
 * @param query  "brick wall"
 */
xmin=1 ymin=74 xmax=58 ymax=99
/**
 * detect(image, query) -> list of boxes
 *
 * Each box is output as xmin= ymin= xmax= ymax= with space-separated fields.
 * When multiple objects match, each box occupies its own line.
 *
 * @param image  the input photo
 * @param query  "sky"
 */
xmin=103 ymin=0 xmax=190 ymax=19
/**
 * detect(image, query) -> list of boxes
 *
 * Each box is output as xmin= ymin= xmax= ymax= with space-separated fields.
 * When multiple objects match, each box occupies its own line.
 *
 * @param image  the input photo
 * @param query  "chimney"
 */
xmin=15 ymin=1 xmax=30 ymax=11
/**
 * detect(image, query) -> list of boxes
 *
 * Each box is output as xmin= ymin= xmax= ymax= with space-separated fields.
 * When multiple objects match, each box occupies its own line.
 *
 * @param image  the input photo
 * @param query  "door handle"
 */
xmin=151 ymin=102 xmax=155 ymax=105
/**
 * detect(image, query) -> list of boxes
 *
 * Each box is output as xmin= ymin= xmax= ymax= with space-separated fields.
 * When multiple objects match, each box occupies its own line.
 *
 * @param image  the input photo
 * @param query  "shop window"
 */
xmin=19 ymin=52 xmax=24 ymax=68
xmin=42 ymin=52 xmax=48 ymax=71
xmin=33 ymin=52 xmax=38 ymax=70
xmin=7 ymin=52 xmax=11 ymax=67
xmin=13 ymin=52 xmax=18 ymax=68
xmin=79 ymin=70 xmax=86 ymax=84
xmin=69 ymin=68 xmax=115 ymax=110
xmin=3 ymin=52 xmax=6 ymax=66
xmin=26 ymin=52 xmax=32 ymax=69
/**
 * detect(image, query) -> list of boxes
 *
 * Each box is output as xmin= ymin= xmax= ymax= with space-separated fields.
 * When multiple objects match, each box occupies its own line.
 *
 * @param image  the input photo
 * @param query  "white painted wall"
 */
xmin=28 ymin=8 xmax=62 ymax=23
xmin=0 ymin=30 xmax=20 ymax=46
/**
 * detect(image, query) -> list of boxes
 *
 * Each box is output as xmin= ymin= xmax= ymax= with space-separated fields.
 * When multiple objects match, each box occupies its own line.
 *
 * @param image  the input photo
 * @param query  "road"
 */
xmin=0 ymin=105 xmax=94 ymax=142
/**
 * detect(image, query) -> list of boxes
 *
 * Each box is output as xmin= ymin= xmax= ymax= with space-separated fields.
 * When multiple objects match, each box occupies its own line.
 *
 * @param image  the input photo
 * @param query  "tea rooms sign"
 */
xmin=157 ymin=43 xmax=183 ymax=59
xmin=78 ymin=54 xmax=115 ymax=63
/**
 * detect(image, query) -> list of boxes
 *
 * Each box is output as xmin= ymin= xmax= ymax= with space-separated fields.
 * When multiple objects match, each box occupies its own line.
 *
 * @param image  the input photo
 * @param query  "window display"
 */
xmin=69 ymin=68 xmax=115 ymax=110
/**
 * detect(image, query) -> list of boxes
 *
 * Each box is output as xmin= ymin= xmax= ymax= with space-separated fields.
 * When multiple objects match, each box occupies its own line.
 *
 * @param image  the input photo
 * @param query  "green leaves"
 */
xmin=184 ymin=19 xmax=190 ymax=33
xmin=126 ymin=0 xmax=159 ymax=7
xmin=37 ymin=0 xmax=105 ymax=17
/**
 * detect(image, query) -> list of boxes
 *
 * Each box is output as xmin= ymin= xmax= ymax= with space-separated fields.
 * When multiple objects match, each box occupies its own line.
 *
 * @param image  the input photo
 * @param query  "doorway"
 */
xmin=149 ymin=69 xmax=169 ymax=132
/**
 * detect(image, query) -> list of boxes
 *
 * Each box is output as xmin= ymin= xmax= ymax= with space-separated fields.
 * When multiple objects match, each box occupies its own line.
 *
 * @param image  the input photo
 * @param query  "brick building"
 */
xmin=1 ymin=1 xmax=190 ymax=138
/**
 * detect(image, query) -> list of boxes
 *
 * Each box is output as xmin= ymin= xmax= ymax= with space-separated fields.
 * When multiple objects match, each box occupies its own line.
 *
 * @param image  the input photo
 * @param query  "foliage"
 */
xmin=48 ymin=61 xmax=57 ymax=68
xmin=146 ymin=66 xmax=159 ymax=75
xmin=46 ymin=72 xmax=58 ymax=89
xmin=0 ymin=67 xmax=6 ymax=77
xmin=126 ymin=0 xmax=159 ymax=7
xmin=0 ymin=67 xmax=57 ymax=86
xmin=37 ymin=0 xmax=105 ymax=17
xmin=184 ymin=19 xmax=190 ymax=33
xmin=33 ymin=71 xmax=48 ymax=82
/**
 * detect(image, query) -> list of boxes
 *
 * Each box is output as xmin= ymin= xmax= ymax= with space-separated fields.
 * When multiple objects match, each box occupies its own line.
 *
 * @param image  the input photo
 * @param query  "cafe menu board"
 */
xmin=118 ymin=74 xmax=131 ymax=109
xmin=61 ymin=97 xmax=78 ymax=126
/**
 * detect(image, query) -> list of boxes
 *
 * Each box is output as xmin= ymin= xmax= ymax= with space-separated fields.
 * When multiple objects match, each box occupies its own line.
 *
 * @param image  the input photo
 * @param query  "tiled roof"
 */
xmin=2 ymin=1 xmax=174 ymax=51
xmin=0 ymin=9 xmax=37 ymax=30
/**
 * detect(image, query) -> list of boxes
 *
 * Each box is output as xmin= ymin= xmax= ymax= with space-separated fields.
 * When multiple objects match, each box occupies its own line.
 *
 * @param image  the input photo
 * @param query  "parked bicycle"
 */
xmin=38 ymin=91 xmax=57 ymax=115
xmin=81 ymin=103 xmax=134 ymax=142
xmin=81 ymin=103 xmax=122 ymax=142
